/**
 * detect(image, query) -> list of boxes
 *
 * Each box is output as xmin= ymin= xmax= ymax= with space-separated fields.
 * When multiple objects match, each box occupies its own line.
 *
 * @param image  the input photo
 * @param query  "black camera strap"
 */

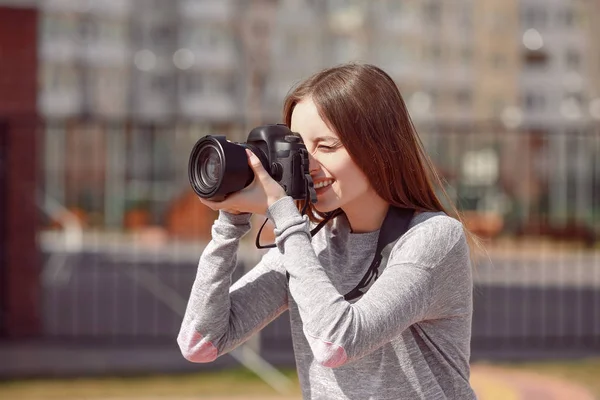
xmin=281 ymin=205 xmax=415 ymax=302
xmin=342 ymin=206 xmax=414 ymax=301
xmin=255 ymin=176 xmax=415 ymax=301
xmin=255 ymin=174 xmax=322 ymax=250
xmin=254 ymin=208 xmax=341 ymax=250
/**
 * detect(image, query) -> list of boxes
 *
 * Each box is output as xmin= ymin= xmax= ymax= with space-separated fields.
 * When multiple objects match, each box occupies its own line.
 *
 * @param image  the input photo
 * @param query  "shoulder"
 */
xmin=390 ymin=211 xmax=469 ymax=269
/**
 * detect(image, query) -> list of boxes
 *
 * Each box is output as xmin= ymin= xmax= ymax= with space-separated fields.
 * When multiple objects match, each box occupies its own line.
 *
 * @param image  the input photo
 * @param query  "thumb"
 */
xmin=246 ymin=149 xmax=270 ymax=180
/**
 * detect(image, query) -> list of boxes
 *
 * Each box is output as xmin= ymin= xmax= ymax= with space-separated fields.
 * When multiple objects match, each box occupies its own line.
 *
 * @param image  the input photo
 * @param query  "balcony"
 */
xmin=42 ymin=0 xmax=133 ymax=17
xmin=81 ymin=42 xmax=131 ymax=67
xmin=40 ymin=39 xmax=78 ymax=63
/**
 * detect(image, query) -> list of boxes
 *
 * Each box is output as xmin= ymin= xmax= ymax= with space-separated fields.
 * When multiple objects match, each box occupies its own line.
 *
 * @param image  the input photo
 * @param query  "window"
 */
xmin=182 ymin=73 xmax=203 ymax=95
xmin=561 ymin=7 xmax=574 ymax=27
xmin=150 ymin=24 xmax=175 ymax=48
xmin=565 ymin=49 xmax=581 ymax=69
xmin=43 ymin=64 xmax=80 ymax=91
xmin=378 ymin=38 xmax=409 ymax=65
xmin=385 ymin=0 xmax=402 ymax=14
xmin=491 ymin=97 xmax=505 ymax=116
xmin=423 ymin=1 xmax=441 ymax=24
xmin=78 ymin=18 xmax=99 ymax=44
xmin=428 ymin=43 xmax=442 ymax=62
xmin=460 ymin=47 xmax=472 ymax=64
xmin=97 ymin=20 xmax=127 ymax=43
xmin=183 ymin=25 xmax=233 ymax=51
xmin=42 ymin=14 xmax=78 ymax=40
xmin=182 ymin=73 xmax=234 ymax=96
xmin=285 ymin=32 xmax=306 ymax=61
xmin=152 ymin=75 xmax=174 ymax=94
xmin=456 ymin=89 xmax=472 ymax=107
xmin=491 ymin=53 xmax=507 ymax=70
xmin=524 ymin=50 xmax=549 ymax=68
xmin=523 ymin=91 xmax=546 ymax=111
xmin=458 ymin=2 xmax=472 ymax=29
xmin=251 ymin=21 xmax=269 ymax=39
xmin=523 ymin=6 xmax=546 ymax=28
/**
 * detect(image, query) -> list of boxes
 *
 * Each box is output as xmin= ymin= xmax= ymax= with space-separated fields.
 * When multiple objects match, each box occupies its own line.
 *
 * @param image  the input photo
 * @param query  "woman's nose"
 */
xmin=308 ymin=153 xmax=319 ymax=173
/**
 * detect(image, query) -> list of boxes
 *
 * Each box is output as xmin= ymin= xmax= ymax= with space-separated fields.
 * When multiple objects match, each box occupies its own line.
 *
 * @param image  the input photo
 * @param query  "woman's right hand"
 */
xmin=198 ymin=197 xmax=243 ymax=215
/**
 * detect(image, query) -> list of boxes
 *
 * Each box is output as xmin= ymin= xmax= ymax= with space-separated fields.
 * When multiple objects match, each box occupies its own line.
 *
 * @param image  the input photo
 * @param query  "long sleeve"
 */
xmin=266 ymin=197 xmax=471 ymax=368
xmin=177 ymin=211 xmax=289 ymax=363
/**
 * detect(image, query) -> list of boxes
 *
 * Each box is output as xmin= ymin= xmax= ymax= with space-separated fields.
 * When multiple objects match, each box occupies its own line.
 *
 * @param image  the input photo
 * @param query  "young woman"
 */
xmin=178 ymin=63 xmax=477 ymax=399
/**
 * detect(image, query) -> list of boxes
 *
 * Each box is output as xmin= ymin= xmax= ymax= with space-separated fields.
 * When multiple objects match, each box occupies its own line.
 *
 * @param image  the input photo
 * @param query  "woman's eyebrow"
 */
xmin=313 ymin=136 xmax=338 ymax=143
xmin=291 ymin=132 xmax=338 ymax=143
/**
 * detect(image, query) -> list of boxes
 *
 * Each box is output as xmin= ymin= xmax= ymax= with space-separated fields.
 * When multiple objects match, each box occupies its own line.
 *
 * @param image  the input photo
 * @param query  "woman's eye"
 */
xmin=318 ymin=143 xmax=340 ymax=151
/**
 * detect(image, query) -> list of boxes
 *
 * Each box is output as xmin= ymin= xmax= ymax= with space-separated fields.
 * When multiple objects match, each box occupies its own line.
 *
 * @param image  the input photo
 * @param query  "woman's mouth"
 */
xmin=313 ymin=179 xmax=334 ymax=195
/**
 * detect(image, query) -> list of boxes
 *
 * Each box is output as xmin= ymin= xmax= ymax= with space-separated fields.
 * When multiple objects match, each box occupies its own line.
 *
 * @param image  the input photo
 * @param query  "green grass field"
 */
xmin=494 ymin=357 xmax=600 ymax=398
xmin=0 ymin=368 xmax=302 ymax=399
xmin=1 ymin=359 xmax=599 ymax=399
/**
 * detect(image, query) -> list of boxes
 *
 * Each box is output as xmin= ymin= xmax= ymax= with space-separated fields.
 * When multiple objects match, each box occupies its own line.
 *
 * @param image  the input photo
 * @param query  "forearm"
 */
xmin=267 ymin=197 xmax=433 ymax=367
xmin=178 ymin=211 xmax=252 ymax=362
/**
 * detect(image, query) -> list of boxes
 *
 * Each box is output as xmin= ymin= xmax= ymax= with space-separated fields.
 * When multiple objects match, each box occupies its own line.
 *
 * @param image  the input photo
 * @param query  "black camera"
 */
xmin=188 ymin=124 xmax=317 ymax=203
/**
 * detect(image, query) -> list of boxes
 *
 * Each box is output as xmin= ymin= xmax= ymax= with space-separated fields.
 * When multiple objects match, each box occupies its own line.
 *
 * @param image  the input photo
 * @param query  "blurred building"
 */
xmin=515 ymin=0 xmax=599 ymax=225
xmin=38 ymin=0 xmax=525 ymax=127
xmin=267 ymin=0 xmax=491 ymax=123
xmin=26 ymin=0 xmax=600 ymax=232
xmin=517 ymin=0 xmax=597 ymax=128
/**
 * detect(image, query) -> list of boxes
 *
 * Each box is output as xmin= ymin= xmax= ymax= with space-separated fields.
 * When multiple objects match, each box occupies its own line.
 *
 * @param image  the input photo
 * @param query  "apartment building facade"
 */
xmin=516 ymin=0 xmax=600 ymax=224
xmin=25 ymin=0 xmax=600 ymax=232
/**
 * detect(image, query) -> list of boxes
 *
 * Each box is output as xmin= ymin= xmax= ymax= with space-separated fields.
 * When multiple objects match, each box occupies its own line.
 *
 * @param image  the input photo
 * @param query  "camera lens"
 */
xmin=188 ymin=135 xmax=255 ymax=201
xmin=198 ymin=147 xmax=222 ymax=188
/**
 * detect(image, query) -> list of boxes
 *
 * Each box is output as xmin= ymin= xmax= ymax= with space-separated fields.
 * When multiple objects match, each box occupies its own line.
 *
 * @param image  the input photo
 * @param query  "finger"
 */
xmin=246 ymin=149 xmax=270 ymax=180
xmin=199 ymin=196 xmax=230 ymax=211
xmin=198 ymin=197 xmax=219 ymax=211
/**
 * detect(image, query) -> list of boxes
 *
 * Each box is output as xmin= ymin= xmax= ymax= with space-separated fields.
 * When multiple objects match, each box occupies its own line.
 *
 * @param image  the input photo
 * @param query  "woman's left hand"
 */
xmin=199 ymin=149 xmax=287 ymax=216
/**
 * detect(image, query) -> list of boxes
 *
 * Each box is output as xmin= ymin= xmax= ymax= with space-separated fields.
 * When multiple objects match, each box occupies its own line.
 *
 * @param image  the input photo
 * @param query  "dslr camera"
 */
xmin=188 ymin=124 xmax=317 ymax=203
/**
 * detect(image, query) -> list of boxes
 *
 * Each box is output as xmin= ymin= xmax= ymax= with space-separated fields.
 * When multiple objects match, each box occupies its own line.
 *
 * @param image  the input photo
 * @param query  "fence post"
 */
xmin=0 ymin=6 xmax=40 ymax=338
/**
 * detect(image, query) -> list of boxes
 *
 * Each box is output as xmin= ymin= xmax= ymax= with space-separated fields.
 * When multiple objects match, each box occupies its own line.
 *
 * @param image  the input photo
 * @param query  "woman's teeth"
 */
xmin=314 ymin=180 xmax=334 ymax=189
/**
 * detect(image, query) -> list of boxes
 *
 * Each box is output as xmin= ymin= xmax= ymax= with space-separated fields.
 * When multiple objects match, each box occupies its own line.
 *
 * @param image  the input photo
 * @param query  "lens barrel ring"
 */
xmin=188 ymin=135 xmax=254 ymax=201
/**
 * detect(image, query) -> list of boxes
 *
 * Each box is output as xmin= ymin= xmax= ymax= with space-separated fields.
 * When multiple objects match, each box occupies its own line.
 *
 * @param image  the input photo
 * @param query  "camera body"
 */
xmin=244 ymin=124 xmax=311 ymax=200
xmin=188 ymin=124 xmax=316 ymax=203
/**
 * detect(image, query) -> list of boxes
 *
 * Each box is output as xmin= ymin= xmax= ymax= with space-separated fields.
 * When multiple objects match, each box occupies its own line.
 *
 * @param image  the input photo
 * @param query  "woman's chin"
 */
xmin=313 ymin=200 xmax=337 ymax=214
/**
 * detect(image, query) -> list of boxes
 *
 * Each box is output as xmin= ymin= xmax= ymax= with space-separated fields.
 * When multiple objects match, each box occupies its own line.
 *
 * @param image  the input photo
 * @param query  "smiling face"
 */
xmin=290 ymin=98 xmax=378 ymax=216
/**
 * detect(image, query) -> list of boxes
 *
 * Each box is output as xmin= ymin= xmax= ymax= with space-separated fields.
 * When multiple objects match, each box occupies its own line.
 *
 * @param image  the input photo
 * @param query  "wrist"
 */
xmin=267 ymin=194 xmax=286 ymax=208
xmin=219 ymin=210 xmax=252 ymax=225
xmin=266 ymin=196 xmax=301 ymax=227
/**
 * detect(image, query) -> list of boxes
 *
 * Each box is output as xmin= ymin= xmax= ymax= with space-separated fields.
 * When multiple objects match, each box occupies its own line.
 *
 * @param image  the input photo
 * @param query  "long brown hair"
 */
xmin=283 ymin=63 xmax=482 ymax=255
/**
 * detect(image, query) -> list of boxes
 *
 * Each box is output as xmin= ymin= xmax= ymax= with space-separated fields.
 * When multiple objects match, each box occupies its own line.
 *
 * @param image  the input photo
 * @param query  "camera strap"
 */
xmin=254 ymin=175 xmax=323 ymax=250
xmin=342 ymin=206 xmax=414 ymax=301
xmin=283 ymin=205 xmax=415 ymax=302
xmin=255 ymin=178 xmax=416 ymax=301
xmin=254 ymin=208 xmax=342 ymax=250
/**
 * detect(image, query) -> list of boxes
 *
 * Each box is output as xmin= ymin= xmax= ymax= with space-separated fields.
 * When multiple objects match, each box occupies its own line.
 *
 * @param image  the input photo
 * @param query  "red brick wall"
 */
xmin=0 ymin=6 xmax=40 ymax=337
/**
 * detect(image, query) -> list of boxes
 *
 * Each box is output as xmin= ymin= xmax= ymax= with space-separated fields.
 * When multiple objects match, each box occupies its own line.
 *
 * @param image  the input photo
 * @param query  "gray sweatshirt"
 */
xmin=178 ymin=196 xmax=476 ymax=400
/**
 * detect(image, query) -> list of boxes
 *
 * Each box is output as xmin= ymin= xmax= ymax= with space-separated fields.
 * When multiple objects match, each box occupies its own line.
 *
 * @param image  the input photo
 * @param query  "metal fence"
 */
xmin=35 ymin=120 xmax=600 ymax=362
